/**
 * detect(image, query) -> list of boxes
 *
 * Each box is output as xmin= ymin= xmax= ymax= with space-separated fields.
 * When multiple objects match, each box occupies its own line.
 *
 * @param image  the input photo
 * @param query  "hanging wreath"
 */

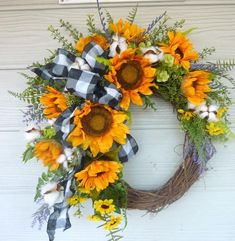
xmin=10 ymin=2 xmax=235 ymax=241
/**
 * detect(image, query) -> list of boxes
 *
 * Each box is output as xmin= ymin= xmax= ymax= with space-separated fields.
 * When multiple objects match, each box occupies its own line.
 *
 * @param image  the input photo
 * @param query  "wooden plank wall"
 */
xmin=0 ymin=1 xmax=234 ymax=241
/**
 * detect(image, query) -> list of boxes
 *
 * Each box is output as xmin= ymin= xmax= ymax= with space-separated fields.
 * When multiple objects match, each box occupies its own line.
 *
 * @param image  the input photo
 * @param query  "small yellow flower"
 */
xmin=104 ymin=216 xmax=122 ymax=230
xmin=94 ymin=199 xmax=115 ymax=214
xmin=178 ymin=109 xmax=194 ymax=121
xmin=217 ymin=107 xmax=228 ymax=119
xmin=67 ymin=195 xmax=87 ymax=206
xmin=87 ymin=215 xmax=102 ymax=222
xmin=206 ymin=122 xmax=225 ymax=136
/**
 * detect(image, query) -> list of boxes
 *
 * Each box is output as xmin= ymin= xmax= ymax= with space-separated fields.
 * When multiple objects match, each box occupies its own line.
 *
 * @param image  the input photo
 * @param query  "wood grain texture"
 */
xmin=0 ymin=0 xmax=234 ymax=11
xmin=0 ymin=5 xmax=235 ymax=69
xmin=0 ymin=1 xmax=235 ymax=241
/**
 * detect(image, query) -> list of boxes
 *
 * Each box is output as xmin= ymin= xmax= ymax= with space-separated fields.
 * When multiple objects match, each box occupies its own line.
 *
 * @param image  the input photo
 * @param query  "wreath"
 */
xmin=10 ymin=2 xmax=235 ymax=241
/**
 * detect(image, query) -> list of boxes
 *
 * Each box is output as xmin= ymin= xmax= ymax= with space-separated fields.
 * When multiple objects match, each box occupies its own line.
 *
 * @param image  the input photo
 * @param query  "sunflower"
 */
xmin=67 ymin=195 xmax=87 ymax=206
xmin=109 ymin=19 xmax=144 ymax=42
xmin=94 ymin=199 xmax=116 ymax=214
xmin=105 ymin=48 xmax=156 ymax=110
xmin=75 ymin=34 xmax=109 ymax=53
xmin=181 ymin=70 xmax=211 ymax=105
xmin=104 ymin=216 xmax=122 ymax=230
xmin=34 ymin=140 xmax=62 ymax=170
xmin=160 ymin=32 xmax=199 ymax=70
xmin=67 ymin=101 xmax=130 ymax=156
xmin=75 ymin=160 xmax=122 ymax=192
xmin=40 ymin=86 xmax=68 ymax=119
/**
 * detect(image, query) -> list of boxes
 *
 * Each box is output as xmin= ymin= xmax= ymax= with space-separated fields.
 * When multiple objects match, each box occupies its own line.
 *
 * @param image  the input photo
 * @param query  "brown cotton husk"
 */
xmin=126 ymin=156 xmax=200 ymax=212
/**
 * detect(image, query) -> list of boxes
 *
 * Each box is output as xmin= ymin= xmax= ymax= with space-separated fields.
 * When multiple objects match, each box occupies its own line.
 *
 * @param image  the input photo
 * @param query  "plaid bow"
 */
xmin=47 ymin=169 xmax=75 ymax=241
xmin=55 ymin=106 xmax=138 ymax=163
xmin=31 ymin=42 xmax=122 ymax=109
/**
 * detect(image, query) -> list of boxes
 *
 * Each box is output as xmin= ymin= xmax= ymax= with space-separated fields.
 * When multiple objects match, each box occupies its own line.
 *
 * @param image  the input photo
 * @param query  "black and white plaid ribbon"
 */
xmin=31 ymin=43 xmax=122 ymax=109
xmin=47 ymin=169 xmax=75 ymax=241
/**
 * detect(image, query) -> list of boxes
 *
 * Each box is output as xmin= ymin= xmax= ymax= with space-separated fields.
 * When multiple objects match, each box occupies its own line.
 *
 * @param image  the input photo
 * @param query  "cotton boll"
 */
xmin=41 ymin=182 xmax=62 ymax=207
xmin=141 ymin=46 xmax=164 ymax=64
xmin=109 ymin=35 xmax=128 ymax=57
xmin=209 ymin=105 xmax=218 ymax=112
xmin=195 ymin=103 xmax=208 ymax=113
xmin=48 ymin=118 xmax=56 ymax=126
xmin=56 ymin=154 xmax=67 ymax=164
xmin=69 ymin=57 xmax=91 ymax=71
xmin=64 ymin=148 xmax=74 ymax=160
xmin=199 ymin=112 xmax=209 ymax=119
xmin=208 ymin=113 xmax=218 ymax=122
xmin=25 ymin=128 xmax=41 ymax=142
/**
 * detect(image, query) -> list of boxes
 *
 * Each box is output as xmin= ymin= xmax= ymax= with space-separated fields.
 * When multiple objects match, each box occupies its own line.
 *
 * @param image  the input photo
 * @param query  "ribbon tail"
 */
xmin=46 ymin=169 xmax=75 ymax=241
xmin=118 ymin=134 xmax=139 ymax=162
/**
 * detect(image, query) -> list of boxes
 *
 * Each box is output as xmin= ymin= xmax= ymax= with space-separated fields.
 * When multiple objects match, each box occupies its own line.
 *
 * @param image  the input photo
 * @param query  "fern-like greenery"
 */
xmin=126 ymin=6 xmax=138 ymax=24
xmin=199 ymin=47 xmax=216 ymax=59
xmin=86 ymin=15 xmax=103 ymax=35
xmin=59 ymin=19 xmax=83 ymax=42
xmin=105 ymin=10 xmax=114 ymax=24
xmin=147 ymin=17 xmax=185 ymax=44
xmin=48 ymin=25 xmax=76 ymax=53
xmin=216 ymin=59 xmax=235 ymax=72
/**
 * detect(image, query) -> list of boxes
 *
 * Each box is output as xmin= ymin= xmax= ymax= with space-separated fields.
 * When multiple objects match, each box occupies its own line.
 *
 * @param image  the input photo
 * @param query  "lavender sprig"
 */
xmin=144 ymin=11 xmax=167 ymax=35
xmin=31 ymin=204 xmax=51 ymax=230
xmin=96 ymin=0 xmax=111 ymax=42
xmin=22 ymin=105 xmax=46 ymax=126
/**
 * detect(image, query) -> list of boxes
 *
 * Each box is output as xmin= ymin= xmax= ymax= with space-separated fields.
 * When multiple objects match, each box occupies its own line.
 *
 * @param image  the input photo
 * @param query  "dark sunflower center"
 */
xmin=81 ymin=106 xmax=113 ymax=137
xmin=117 ymin=61 xmax=143 ymax=90
xmin=96 ymin=171 xmax=106 ymax=177
xmin=175 ymin=48 xmax=184 ymax=58
xmin=101 ymin=204 xmax=110 ymax=209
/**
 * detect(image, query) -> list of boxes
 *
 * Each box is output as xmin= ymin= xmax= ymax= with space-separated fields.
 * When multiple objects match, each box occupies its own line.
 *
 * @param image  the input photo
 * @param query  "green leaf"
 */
xmin=126 ymin=5 xmax=138 ymax=24
xmin=22 ymin=145 xmax=34 ymax=163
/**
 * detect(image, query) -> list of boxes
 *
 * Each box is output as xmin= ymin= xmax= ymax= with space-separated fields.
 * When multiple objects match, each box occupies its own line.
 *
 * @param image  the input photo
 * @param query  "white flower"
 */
xmin=56 ymin=154 xmax=67 ymax=164
xmin=141 ymin=46 xmax=164 ymax=64
xmin=109 ymin=34 xmax=128 ymax=57
xmin=64 ymin=148 xmax=74 ymax=161
xmin=41 ymin=182 xmax=62 ymax=207
xmin=188 ymin=102 xmax=218 ymax=122
xmin=25 ymin=128 xmax=41 ymax=142
xmin=69 ymin=57 xmax=90 ymax=71
xmin=48 ymin=118 xmax=56 ymax=126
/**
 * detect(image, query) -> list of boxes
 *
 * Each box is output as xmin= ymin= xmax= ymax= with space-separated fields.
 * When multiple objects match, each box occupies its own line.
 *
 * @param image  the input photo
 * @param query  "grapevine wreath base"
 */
xmin=11 ymin=1 xmax=234 ymax=241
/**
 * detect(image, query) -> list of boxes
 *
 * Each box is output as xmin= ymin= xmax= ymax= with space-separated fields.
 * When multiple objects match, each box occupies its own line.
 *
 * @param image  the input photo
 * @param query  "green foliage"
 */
xmin=31 ymin=49 xmax=57 ymax=68
xmin=126 ymin=6 xmax=138 ymax=24
xmin=8 ymin=86 xmax=41 ymax=104
xmin=96 ymin=56 xmax=111 ymax=70
xmin=86 ymin=15 xmax=103 ymax=34
xmin=59 ymin=19 xmax=82 ymax=42
xmin=48 ymin=25 xmax=76 ymax=53
xmin=22 ymin=145 xmax=35 ymax=163
xmin=97 ymin=180 xmax=128 ymax=212
xmin=147 ymin=17 xmax=185 ymax=44
xmin=156 ymin=65 xmax=187 ymax=109
xmin=106 ymin=229 xmax=123 ymax=241
xmin=180 ymin=116 xmax=207 ymax=156
xmin=34 ymin=169 xmax=64 ymax=201
xmin=216 ymin=59 xmax=235 ymax=72
xmin=142 ymin=95 xmax=157 ymax=110
xmin=199 ymin=47 xmax=215 ymax=59
xmin=66 ymin=93 xmax=83 ymax=107
xmin=105 ymin=10 xmax=114 ymax=24
xmin=43 ymin=127 xmax=57 ymax=139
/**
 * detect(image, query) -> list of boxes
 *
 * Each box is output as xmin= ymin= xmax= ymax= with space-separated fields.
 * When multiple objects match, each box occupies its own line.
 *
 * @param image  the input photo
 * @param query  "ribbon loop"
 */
xmin=31 ymin=43 xmax=122 ymax=109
